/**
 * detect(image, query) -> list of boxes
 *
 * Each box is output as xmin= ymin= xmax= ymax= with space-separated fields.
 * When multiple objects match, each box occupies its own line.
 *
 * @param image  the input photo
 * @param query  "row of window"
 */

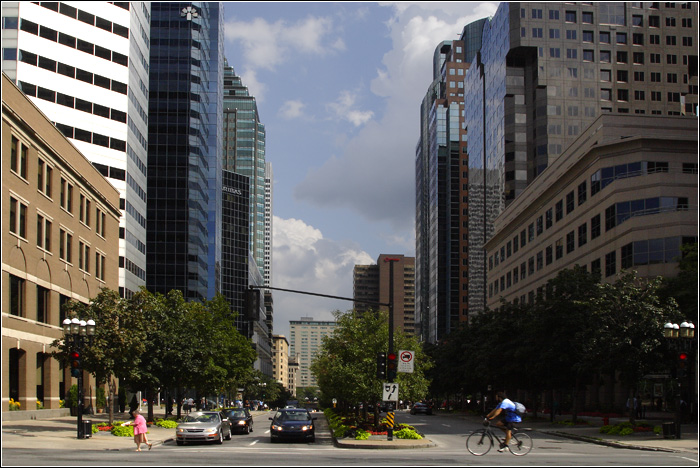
xmin=9 ymin=134 xmax=108 ymax=236
xmin=490 ymin=161 xmax=693 ymax=269
xmin=525 ymin=4 xmax=694 ymax=26
xmin=32 ymin=2 xmax=129 ymax=38
xmin=490 ymin=236 xmax=697 ymax=305
xmin=8 ymin=274 xmax=68 ymax=323
xmin=528 ymin=27 xmax=694 ymax=47
xmin=17 ymin=51 xmax=128 ymax=95
xmin=489 ymin=196 xmax=690 ymax=293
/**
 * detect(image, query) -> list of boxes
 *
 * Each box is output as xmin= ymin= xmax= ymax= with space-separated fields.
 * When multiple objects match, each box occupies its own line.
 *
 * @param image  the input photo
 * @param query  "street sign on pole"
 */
xmin=398 ymin=350 xmax=414 ymax=373
xmin=383 ymin=383 xmax=399 ymax=402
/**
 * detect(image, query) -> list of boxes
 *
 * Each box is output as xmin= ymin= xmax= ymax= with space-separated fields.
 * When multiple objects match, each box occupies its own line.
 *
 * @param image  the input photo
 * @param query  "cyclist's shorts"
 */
xmin=498 ymin=416 xmax=515 ymax=430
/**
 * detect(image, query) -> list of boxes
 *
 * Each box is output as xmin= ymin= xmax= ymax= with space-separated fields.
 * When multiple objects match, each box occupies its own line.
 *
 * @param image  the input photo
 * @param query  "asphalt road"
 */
xmin=2 ymin=411 xmax=698 ymax=466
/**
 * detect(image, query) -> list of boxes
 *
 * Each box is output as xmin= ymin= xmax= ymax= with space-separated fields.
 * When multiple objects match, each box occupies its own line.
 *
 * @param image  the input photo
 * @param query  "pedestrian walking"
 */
xmin=122 ymin=408 xmax=152 ymax=451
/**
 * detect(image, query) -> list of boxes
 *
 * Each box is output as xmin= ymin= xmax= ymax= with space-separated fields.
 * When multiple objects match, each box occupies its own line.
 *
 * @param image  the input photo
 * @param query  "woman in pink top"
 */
xmin=123 ymin=408 xmax=152 ymax=451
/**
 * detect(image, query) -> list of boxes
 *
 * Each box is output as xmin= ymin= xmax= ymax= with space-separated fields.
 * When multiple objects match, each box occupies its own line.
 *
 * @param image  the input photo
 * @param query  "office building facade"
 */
xmin=485 ymin=114 xmax=698 ymax=308
xmin=146 ymin=2 xmax=224 ymax=302
xmin=415 ymin=20 xmax=485 ymax=343
xmin=271 ymin=335 xmax=289 ymax=390
xmin=461 ymin=2 xmax=698 ymax=316
xmin=353 ymin=254 xmax=416 ymax=336
xmin=2 ymin=73 xmax=121 ymax=412
xmin=2 ymin=1 xmax=151 ymax=299
xmin=289 ymin=317 xmax=337 ymax=388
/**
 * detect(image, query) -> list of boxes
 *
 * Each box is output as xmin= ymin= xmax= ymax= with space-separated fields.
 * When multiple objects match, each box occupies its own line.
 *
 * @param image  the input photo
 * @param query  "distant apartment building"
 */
xmin=2 ymin=73 xmax=121 ymax=412
xmin=353 ymin=254 xmax=416 ymax=336
xmin=1 ymin=1 xmax=151 ymax=299
xmin=287 ymin=356 xmax=299 ymax=398
xmin=485 ymin=114 xmax=698 ymax=308
xmin=271 ymin=335 xmax=289 ymax=390
xmin=289 ymin=317 xmax=337 ymax=388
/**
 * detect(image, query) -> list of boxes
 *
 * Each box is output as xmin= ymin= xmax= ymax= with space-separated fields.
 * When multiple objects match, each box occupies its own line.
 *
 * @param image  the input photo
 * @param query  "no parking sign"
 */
xmin=398 ymin=350 xmax=414 ymax=373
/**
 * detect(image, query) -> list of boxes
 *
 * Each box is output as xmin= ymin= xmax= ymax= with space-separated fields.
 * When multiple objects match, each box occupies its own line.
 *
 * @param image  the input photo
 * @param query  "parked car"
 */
xmin=176 ymin=411 xmax=231 ymax=445
xmin=269 ymin=408 xmax=317 ymax=443
xmin=410 ymin=402 xmax=433 ymax=415
xmin=223 ymin=407 xmax=254 ymax=434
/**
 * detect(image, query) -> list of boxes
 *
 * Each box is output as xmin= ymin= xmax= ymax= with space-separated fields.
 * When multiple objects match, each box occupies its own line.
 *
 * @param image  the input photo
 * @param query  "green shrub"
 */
xmin=333 ymin=425 xmax=350 ymax=438
xmin=599 ymin=425 xmax=613 ymax=434
xmin=653 ymin=425 xmax=662 ymax=435
xmin=91 ymin=424 xmax=99 ymax=434
xmin=96 ymin=387 xmax=107 ymax=410
xmin=156 ymin=419 xmax=178 ymax=429
xmin=619 ymin=427 xmax=634 ymax=436
xmin=111 ymin=425 xmax=134 ymax=437
xmin=608 ymin=425 xmax=621 ymax=435
xmin=355 ymin=429 xmax=370 ymax=440
xmin=395 ymin=428 xmax=422 ymax=440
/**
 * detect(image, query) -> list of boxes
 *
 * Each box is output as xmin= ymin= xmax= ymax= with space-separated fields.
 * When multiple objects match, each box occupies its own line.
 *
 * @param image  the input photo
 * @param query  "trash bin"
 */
xmin=82 ymin=420 xmax=92 ymax=439
xmin=662 ymin=422 xmax=675 ymax=439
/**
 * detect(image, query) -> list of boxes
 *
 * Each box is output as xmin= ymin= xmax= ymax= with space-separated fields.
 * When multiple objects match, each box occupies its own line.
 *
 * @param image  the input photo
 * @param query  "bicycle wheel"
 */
xmin=509 ymin=432 xmax=532 ymax=456
xmin=466 ymin=430 xmax=493 ymax=456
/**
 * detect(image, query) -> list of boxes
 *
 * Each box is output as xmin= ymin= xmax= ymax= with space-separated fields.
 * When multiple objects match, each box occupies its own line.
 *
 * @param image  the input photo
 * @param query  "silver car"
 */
xmin=176 ymin=411 xmax=231 ymax=445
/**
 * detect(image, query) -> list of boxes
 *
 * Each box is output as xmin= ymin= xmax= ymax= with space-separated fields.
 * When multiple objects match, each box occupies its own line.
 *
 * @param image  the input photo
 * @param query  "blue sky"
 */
xmin=222 ymin=2 xmax=499 ymax=338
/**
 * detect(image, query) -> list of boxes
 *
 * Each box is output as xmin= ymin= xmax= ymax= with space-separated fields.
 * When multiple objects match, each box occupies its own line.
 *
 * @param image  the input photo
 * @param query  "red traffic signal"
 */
xmin=387 ymin=352 xmax=398 ymax=380
xmin=70 ymin=350 xmax=81 ymax=377
xmin=678 ymin=352 xmax=689 ymax=361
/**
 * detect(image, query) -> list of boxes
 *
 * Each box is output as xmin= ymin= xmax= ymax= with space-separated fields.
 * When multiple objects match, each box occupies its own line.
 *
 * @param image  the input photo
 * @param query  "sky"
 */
xmin=222 ymin=2 xmax=499 ymax=338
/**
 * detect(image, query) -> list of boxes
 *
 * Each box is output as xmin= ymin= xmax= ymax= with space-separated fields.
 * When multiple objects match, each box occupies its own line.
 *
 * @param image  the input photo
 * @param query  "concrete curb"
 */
xmin=540 ymin=430 xmax=677 ymax=453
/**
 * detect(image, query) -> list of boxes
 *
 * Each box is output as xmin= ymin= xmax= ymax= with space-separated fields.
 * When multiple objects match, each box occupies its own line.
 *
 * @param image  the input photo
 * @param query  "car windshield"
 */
xmin=276 ymin=411 xmax=310 ymax=421
xmin=227 ymin=410 xmax=246 ymax=418
xmin=182 ymin=412 xmax=219 ymax=423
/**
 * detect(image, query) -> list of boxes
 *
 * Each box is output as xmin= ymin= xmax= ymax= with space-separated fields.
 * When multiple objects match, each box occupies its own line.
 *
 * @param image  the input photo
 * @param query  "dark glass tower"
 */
xmin=147 ymin=2 xmax=224 ymax=301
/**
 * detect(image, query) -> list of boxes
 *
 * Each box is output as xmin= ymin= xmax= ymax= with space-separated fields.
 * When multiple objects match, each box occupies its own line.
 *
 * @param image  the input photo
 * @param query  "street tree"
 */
xmin=310 ymin=309 xmax=432 ymax=412
xmin=52 ymin=288 xmax=146 ymax=425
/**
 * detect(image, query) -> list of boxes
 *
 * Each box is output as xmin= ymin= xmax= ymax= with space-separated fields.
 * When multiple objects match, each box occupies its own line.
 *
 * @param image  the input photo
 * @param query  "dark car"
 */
xmin=223 ymin=408 xmax=254 ymax=434
xmin=176 ymin=411 xmax=231 ymax=445
xmin=410 ymin=402 xmax=433 ymax=415
xmin=269 ymin=408 xmax=317 ymax=443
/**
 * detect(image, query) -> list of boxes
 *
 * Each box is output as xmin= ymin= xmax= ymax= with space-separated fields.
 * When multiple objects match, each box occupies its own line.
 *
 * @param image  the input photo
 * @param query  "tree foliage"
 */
xmin=310 ymin=309 xmax=432 ymax=408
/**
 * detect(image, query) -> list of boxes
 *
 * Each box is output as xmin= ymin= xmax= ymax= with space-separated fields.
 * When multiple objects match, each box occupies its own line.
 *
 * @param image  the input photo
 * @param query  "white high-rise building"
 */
xmin=289 ymin=317 xmax=337 ymax=388
xmin=264 ymin=162 xmax=273 ymax=287
xmin=2 ymin=2 xmax=150 ymax=298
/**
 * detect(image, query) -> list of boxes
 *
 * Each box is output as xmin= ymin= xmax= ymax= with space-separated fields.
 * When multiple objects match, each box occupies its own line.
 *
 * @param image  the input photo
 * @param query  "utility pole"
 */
xmin=384 ymin=257 xmax=400 ymax=441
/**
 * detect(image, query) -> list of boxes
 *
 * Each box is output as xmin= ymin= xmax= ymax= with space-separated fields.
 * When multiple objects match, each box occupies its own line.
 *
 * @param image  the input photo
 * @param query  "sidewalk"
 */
xmin=2 ymin=409 xmax=697 ymax=454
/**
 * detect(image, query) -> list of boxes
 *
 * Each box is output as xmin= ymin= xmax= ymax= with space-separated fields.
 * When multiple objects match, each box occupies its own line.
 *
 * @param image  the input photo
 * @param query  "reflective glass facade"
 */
xmin=147 ymin=2 xmax=224 ymax=302
xmin=222 ymin=63 xmax=268 ymax=282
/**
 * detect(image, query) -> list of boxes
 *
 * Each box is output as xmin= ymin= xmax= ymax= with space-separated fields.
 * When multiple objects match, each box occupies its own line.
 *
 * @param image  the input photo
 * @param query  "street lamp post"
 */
xmin=663 ymin=321 xmax=695 ymax=440
xmin=62 ymin=317 xmax=96 ymax=439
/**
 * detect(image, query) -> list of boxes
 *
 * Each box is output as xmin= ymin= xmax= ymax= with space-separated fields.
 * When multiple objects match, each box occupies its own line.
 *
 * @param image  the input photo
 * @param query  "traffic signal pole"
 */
xmin=385 ymin=257 xmax=399 ymax=441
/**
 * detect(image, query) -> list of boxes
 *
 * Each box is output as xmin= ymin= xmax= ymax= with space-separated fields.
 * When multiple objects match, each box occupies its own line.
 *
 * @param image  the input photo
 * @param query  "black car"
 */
xmin=410 ymin=402 xmax=433 ymax=415
xmin=223 ymin=408 xmax=254 ymax=434
xmin=269 ymin=408 xmax=316 ymax=443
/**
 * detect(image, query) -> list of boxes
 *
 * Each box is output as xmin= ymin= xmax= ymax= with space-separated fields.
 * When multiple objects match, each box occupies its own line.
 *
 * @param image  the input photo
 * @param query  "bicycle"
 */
xmin=466 ymin=419 xmax=532 ymax=456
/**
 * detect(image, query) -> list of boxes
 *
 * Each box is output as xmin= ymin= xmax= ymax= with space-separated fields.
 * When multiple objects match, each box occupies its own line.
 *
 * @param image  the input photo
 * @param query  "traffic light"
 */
xmin=70 ymin=351 xmax=81 ymax=378
xmin=387 ymin=352 xmax=398 ymax=380
xmin=376 ymin=352 xmax=386 ymax=379
xmin=678 ymin=351 xmax=689 ymax=378
xmin=245 ymin=288 xmax=261 ymax=320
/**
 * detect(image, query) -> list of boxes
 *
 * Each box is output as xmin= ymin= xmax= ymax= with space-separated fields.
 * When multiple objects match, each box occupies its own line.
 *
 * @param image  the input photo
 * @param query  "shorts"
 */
xmin=498 ymin=415 xmax=515 ymax=430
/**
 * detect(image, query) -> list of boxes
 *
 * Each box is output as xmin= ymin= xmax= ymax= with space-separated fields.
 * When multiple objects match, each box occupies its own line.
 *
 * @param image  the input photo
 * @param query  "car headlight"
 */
xmin=237 ymin=420 xmax=246 ymax=425
xmin=205 ymin=428 xmax=217 ymax=433
xmin=301 ymin=425 xmax=312 ymax=431
xmin=178 ymin=428 xmax=185 ymax=433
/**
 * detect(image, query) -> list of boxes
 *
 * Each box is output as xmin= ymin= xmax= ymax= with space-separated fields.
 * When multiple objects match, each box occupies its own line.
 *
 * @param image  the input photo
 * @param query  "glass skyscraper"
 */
xmin=222 ymin=62 xmax=268 ymax=283
xmin=147 ymin=2 xmax=224 ymax=302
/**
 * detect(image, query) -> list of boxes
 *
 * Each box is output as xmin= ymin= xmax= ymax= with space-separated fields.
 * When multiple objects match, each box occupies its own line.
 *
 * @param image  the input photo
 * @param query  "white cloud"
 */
xmin=225 ymin=15 xmax=343 ymax=72
xmin=327 ymin=90 xmax=374 ymax=127
xmin=279 ymin=100 xmax=306 ymax=120
xmin=295 ymin=3 xmax=499 ymax=233
xmin=272 ymin=216 xmax=374 ymax=336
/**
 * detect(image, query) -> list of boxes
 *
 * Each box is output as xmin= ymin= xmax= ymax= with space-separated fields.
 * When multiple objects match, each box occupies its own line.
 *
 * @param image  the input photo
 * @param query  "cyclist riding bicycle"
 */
xmin=485 ymin=391 xmax=521 ymax=452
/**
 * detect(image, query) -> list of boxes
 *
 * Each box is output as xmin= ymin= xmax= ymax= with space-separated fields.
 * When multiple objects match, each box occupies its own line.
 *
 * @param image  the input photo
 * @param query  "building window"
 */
xmin=10 ymin=136 xmax=28 ymax=179
xmin=583 ymin=50 xmax=594 ymax=62
xmin=578 ymin=223 xmax=588 ymax=247
xmin=60 ymin=178 xmax=73 ymax=213
xmin=546 ymin=246 xmax=553 ymax=265
xmin=79 ymin=194 xmax=91 ymax=226
xmin=36 ymin=213 xmax=52 ymax=252
xmin=634 ymin=71 xmax=645 ymax=82
xmin=78 ymin=241 xmax=90 ymax=273
xmin=566 ymin=231 xmax=575 ymax=254
xmin=59 ymin=229 xmax=73 ymax=263
xmin=605 ymin=251 xmax=616 ymax=277
xmin=600 ymin=50 xmax=611 ymax=63
xmin=555 ymin=200 xmax=563 ymax=221
xmin=582 ymin=12 xmax=593 ymax=24
xmin=9 ymin=274 xmax=25 ymax=317
xmin=566 ymin=191 xmax=575 ymax=214
xmin=555 ymin=239 xmax=563 ymax=260
xmin=566 ymin=11 xmax=576 ymax=23
xmin=9 ymin=195 xmax=28 ymax=239
xmin=37 ymin=158 xmax=53 ymax=198
xmin=546 ymin=208 xmax=553 ymax=229
xmin=36 ymin=285 xmax=50 ymax=323
xmin=536 ymin=216 xmax=543 ymax=235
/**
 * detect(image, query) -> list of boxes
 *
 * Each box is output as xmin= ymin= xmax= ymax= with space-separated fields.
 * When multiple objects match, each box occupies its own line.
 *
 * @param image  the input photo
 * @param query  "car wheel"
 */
xmin=249 ymin=423 xmax=253 ymax=433
xmin=176 ymin=440 xmax=184 ymax=446
xmin=225 ymin=429 xmax=232 ymax=440
xmin=216 ymin=431 xmax=223 ymax=444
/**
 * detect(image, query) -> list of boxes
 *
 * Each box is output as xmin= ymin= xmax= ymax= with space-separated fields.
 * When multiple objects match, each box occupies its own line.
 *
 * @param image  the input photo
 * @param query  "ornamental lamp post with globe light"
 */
xmin=62 ymin=317 xmax=96 ymax=439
